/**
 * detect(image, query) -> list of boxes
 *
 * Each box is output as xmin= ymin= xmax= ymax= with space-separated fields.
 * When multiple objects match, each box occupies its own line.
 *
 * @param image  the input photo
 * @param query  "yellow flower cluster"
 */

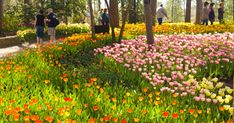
xmin=124 ymin=23 xmax=234 ymax=35
xmin=194 ymin=77 xmax=233 ymax=114
xmin=64 ymin=34 xmax=110 ymax=46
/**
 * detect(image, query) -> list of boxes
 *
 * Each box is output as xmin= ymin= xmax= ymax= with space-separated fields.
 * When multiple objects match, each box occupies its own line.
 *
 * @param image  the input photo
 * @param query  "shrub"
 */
xmin=16 ymin=23 xmax=90 ymax=41
xmin=56 ymin=23 xmax=90 ymax=36
xmin=16 ymin=29 xmax=35 ymax=42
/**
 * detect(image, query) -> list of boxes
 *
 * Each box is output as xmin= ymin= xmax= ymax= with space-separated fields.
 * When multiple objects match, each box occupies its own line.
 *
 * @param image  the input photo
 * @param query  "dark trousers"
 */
xmin=219 ymin=19 xmax=224 ymax=24
xmin=157 ymin=18 xmax=163 ymax=25
xmin=202 ymin=19 xmax=208 ymax=26
xmin=210 ymin=21 xmax=214 ymax=25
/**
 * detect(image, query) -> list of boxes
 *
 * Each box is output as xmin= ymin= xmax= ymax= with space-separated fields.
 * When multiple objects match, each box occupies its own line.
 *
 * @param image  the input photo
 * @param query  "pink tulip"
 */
xmin=194 ymin=96 xmax=200 ymax=101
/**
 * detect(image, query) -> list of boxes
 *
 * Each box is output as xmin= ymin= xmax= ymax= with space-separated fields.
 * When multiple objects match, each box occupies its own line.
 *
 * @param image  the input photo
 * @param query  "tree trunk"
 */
xmin=144 ymin=0 xmax=154 ymax=44
xmin=195 ymin=0 xmax=202 ymax=24
xmin=129 ymin=0 xmax=137 ymax=23
xmin=98 ymin=0 xmax=101 ymax=10
xmin=151 ymin=0 xmax=157 ymax=26
xmin=133 ymin=0 xmax=137 ymax=23
xmin=110 ymin=0 xmax=119 ymax=27
xmin=105 ymin=0 xmax=116 ymax=44
xmin=0 ymin=0 xmax=3 ymax=33
xmin=88 ymin=0 xmax=95 ymax=39
xmin=171 ymin=0 xmax=175 ymax=22
xmin=185 ymin=0 xmax=191 ymax=22
xmin=118 ymin=0 xmax=130 ymax=43
xmin=24 ymin=0 xmax=31 ymax=26
xmin=121 ymin=0 xmax=125 ymax=21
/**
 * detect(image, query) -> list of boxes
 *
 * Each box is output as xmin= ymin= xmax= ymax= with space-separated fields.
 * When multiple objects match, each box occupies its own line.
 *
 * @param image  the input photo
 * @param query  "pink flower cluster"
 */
xmin=95 ymin=33 xmax=234 ymax=94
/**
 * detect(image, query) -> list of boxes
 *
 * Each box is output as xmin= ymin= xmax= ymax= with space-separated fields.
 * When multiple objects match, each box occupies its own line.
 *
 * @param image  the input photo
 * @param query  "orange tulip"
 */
xmin=45 ymin=116 xmax=53 ymax=122
xmin=93 ymin=105 xmax=99 ymax=111
xmin=172 ymin=113 xmax=178 ymax=119
xmin=127 ymin=108 xmax=133 ymax=113
xmin=162 ymin=111 xmax=169 ymax=118
xmin=5 ymin=110 xmax=12 ymax=115
xmin=112 ymin=117 xmax=118 ymax=122
xmin=121 ymin=119 xmax=127 ymax=123
xmin=189 ymin=109 xmax=194 ymax=114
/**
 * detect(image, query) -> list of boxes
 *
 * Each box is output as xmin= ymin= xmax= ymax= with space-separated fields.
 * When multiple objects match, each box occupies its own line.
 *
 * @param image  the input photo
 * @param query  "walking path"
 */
xmin=0 ymin=41 xmax=52 ymax=59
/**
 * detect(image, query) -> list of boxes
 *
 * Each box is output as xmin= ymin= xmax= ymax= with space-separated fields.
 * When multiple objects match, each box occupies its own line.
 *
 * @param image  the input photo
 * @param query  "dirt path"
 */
xmin=0 ymin=41 xmax=53 ymax=59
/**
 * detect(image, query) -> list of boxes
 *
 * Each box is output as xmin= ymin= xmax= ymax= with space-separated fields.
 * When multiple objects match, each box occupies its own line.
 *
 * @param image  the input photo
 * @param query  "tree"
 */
xmin=128 ymin=0 xmax=137 ymax=23
xmin=165 ymin=0 xmax=184 ymax=22
xmin=0 ymin=0 xmax=3 ymax=33
xmin=118 ymin=0 xmax=131 ymax=43
xmin=195 ymin=0 xmax=202 ymax=24
xmin=88 ymin=0 xmax=95 ymax=39
xmin=151 ymin=0 xmax=157 ymax=26
xmin=105 ymin=0 xmax=116 ymax=43
xmin=185 ymin=0 xmax=191 ymax=22
xmin=144 ymin=0 xmax=154 ymax=44
xmin=110 ymin=0 xmax=119 ymax=27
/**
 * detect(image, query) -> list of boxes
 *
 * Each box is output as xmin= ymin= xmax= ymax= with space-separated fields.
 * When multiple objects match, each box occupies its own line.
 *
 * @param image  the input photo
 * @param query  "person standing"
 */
xmin=98 ymin=9 xmax=103 ymax=25
xmin=101 ymin=9 xmax=109 ymax=26
xmin=209 ymin=3 xmax=215 ymax=25
xmin=156 ymin=4 xmax=168 ymax=25
xmin=35 ymin=10 xmax=46 ymax=46
xmin=47 ymin=8 xmax=56 ymax=42
xmin=202 ymin=2 xmax=209 ymax=26
xmin=218 ymin=2 xmax=224 ymax=24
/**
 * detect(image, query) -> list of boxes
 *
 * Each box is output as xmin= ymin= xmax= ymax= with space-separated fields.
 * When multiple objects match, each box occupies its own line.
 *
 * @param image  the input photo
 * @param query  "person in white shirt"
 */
xmin=156 ymin=4 xmax=168 ymax=25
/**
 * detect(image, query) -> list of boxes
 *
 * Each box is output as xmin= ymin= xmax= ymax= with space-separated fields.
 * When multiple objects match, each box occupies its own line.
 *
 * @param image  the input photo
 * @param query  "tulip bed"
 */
xmin=125 ymin=23 xmax=234 ymax=35
xmin=0 ymin=32 xmax=233 ymax=123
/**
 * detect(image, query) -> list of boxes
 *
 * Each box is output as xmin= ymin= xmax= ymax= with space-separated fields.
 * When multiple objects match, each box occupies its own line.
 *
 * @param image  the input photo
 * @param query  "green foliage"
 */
xmin=2 ymin=14 xmax=23 ymax=32
xmin=33 ymin=0 xmax=87 ymax=23
xmin=56 ymin=23 xmax=90 ymax=36
xmin=165 ymin=0 xmax=184 ymax=22
xmin=3 ymin=4 xmax=24 ymax=32
xmin=16 ymin=23 xmax=90 ymax=41
xmin=16 ymin=29 xmax=36 ymax=42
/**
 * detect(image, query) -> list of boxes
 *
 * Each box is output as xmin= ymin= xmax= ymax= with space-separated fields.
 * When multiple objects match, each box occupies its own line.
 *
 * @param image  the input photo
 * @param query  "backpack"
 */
xmin=53 ymin=18 xmax=59 ymax=27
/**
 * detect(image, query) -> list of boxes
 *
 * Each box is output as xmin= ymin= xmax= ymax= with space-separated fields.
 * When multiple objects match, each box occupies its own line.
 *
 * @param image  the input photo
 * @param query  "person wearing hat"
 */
xmin=46 ymin=8 xmax=56 ymax=42
xmin=156 ymin=4 xmax=168 ymax=25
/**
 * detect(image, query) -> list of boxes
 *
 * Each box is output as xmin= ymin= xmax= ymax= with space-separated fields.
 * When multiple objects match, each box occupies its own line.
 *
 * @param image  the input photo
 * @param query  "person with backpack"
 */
xmin=34 ymin=9 xmax=46 ymax=46
xmin=46 ymin=8 xmax=59 ymax=43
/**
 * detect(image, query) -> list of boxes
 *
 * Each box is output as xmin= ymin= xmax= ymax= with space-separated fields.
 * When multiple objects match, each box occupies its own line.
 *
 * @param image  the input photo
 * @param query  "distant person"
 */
xmin=98 ymin=9 xmax=104 ymax=25
xmin=202 ymin=2 xmax=209 ymax=26
xmin=101 ymin=9 xmax=109 ymax=26
xmin=218 ymin=2 xmax=224 ymax=24
xmin=34 ymin=10 xmax=46 ymax=46
xmin=209 ymin=3 xmax=215 ymax=25
xmin=46 ymin=8 xmax=57 ymax=42
xmin=156 ymin=4 xmax=168 ymax=25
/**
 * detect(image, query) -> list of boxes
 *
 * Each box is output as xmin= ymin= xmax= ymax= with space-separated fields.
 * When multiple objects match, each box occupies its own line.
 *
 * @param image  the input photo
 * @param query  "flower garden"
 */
xmin=0 ymin=23 xmax=233 ymax=123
